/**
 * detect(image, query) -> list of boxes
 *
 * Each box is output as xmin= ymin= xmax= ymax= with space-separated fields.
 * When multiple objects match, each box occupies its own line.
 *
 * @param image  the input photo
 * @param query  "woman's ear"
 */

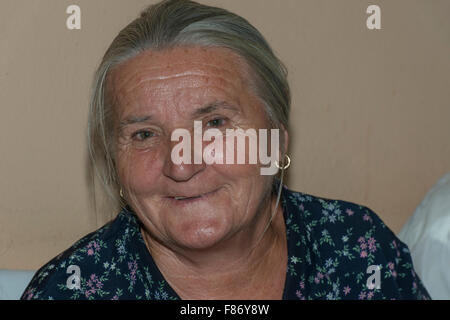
xmin=281 ymin=125 xmax=289 ymax=156
xmin=276 ymin=125 xmax=289 ymax=166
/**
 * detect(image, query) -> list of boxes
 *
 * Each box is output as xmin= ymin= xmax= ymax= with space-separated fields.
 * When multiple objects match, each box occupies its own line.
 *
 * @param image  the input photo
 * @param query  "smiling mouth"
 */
xmin=173 ymin=195 xmax=201 ymax=201
xmin=167 ymin=189 xmax=219 ymax=202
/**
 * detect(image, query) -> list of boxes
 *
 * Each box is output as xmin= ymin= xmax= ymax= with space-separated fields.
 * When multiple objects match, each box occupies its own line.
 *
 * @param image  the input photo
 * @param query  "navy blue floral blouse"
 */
xmin=21 ymin=186 xmax=431 ymax=300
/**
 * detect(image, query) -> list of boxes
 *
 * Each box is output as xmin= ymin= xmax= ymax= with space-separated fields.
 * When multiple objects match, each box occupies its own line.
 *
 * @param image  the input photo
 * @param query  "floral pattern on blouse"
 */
xmin=21 ymin=186 xmax=431 ymax=300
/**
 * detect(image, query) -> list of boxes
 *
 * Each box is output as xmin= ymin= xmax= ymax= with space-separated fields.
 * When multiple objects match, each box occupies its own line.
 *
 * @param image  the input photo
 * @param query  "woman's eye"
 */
xmin=132 ymin=130 xmax=155 ymax=141
xmin=206 ymin=118 xmax=226 ymax=127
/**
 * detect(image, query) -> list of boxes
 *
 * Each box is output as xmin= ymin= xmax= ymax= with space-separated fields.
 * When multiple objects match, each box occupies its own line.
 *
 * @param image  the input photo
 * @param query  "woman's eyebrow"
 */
xmin=191 ymin=101 xmax=239 ymax=118
xmin=118 ymin=101 xmax=238 ymax=127
xmin=119 ymin=115 xmax=152 ymax=127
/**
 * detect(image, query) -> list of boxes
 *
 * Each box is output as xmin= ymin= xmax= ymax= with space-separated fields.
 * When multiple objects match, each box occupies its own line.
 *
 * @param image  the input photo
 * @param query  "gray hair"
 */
xmin=87 ymin=0 xmax=291 ymax=208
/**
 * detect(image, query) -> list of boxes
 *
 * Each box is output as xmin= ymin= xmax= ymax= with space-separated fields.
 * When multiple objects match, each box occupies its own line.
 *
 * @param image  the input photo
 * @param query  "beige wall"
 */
xmin=1 ymin=0 xmax=449 ymax=270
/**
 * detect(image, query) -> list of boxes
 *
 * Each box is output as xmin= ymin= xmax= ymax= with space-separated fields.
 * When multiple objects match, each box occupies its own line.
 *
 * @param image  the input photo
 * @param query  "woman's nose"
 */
xmin=162 ymin=140 xmax=206 ymax=182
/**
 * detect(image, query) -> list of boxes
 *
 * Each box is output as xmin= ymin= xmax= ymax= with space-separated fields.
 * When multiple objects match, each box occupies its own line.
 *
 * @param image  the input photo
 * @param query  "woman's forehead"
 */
xmin=107 ymin=46 xmax=257 ymax=115
xmin=109 ymin=47 xmax=250 ymax=92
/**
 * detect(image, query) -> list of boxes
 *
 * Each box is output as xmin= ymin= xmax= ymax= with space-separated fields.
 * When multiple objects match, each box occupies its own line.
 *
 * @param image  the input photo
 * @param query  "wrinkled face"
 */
xmin=108 ymin=46 xmax=281 ymax=251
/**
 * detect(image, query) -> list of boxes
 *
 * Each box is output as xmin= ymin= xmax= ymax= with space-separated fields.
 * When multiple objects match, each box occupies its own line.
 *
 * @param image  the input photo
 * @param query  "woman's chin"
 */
xmin=168 ymin=220 xmax=231 ymax=251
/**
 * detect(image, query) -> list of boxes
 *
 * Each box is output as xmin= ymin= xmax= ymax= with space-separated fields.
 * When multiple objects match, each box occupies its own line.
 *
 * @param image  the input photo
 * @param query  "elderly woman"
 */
xmin=22 ymin=0 xmax=429 ymax=300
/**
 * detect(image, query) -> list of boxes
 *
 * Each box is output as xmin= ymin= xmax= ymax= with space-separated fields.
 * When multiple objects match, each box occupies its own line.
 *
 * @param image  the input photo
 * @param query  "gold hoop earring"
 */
xmin=119 ymin=188 xmax=124 ymax=198
xmin=276 ymin=154 xmax=291 ymax=170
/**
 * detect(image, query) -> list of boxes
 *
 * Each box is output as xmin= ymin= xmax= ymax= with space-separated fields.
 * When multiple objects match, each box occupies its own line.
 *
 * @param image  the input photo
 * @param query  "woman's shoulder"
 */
xmin=21 ymin=209 xmax=145 ymax=300
xmin=282 ymin=187 xmax=410 ymax=268
xmin=282 ymin=187 xmax=431 ymax=300
xmin=282 ymin=187 xmax=391 ymax=237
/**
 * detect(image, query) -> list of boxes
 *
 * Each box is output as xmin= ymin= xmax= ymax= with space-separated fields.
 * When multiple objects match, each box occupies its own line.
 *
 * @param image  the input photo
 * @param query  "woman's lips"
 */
xmin=166 ymin=189 xmax=219 ymax=205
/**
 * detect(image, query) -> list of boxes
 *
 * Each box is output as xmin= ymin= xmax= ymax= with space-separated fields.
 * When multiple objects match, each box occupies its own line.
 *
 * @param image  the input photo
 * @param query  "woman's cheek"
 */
xmin=220 ymin=134 xmax=266 ymax=178
xmin=118 ymin=147 xmax=164 ymax=192
xmin=202 ymin=135 xmax=224 ymax=165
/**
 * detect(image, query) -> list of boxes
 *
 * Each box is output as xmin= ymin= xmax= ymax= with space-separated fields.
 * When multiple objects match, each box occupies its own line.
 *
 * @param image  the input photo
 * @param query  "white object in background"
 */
xmin=0 ymin=270 xmax=35 ymax=300
xmin=398 ymin=172 xmax=450 ymax=300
